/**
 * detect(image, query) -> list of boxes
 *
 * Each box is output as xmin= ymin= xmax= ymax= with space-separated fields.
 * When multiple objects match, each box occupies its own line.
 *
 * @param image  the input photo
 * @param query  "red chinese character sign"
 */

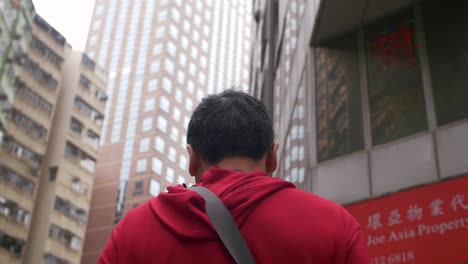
xmin=346 ymin=176 xmax=468 ymax=264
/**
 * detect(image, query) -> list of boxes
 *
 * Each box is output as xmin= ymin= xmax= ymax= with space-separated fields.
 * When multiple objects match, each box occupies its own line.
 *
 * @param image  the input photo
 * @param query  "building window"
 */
xmin=168 ymin=146 xmax=176 ymax=162
xmin=202 ymin=39 xmax=209 ymax=52
xmin=151 ymin=60 xmax=160 ymax=73
xmin=187 ymin=80 xmax=195 ymax=94
xmin=194 ymin=14 xmax=201 ymax=27
xmin=23 ymin=57 xmax=58 ymax=91
xmin=179 ymin=156 xmax=188 ymax=170
xmin=0 ymin=165 xmax=35 ymax=195
xmin=185 ymin=5 xmax=192 ymax=16
xmin=178 ymin=176 xmax=185 ymax=184
xmin=173 ymin=107 xmax=181 ymax=122
xmin=169 ymin=24 xmax=179 ymax=39
xmin=136 ymin=159 xmax=147 ymax=173
xmin=203 ymin=25 xmax=210 ymax=37
xmin=165 ymin=59 xmax=175 ymax=75
xmin=157 ymin=116 xmax=168 ymax=132
xmin=44 ymin=253 xmax=67 ymax=264
xmin=189 ymin=63 xmax=196 ymax=77
xmin=175 ymin=89 xmax=183 ymax=102
xmin=179 ymin=53 xmax=187 ymax=66
xmin=158 ymin=10 xmax=168 ymax=22
xmin=11 ymin=110 xmax=48 ymax=141
xmin=85 ymin=130 xmax=100 ymax=150
xmin=152 ymin=158 xmax=163 ymax=175
xmin=315 ymin=33 xmax=364 ymax=161
xmin=142 ymin=117 xmax=153 ymax=132
xmin=0 ymin=196 xmax=30 ymax=225
xmin=148 ymin=79 xmax=158 ymax=92
xmin=4 ymin=138 xmax=42 ymax=170
xmin=196 ymin=0 xmax=202 ymax=11
xmin=199 ymin=72 xmax=206 ymax=85
xmin=15 ymin=83 xmax=53 ymax=116
xmin=65 ymin=142 xmax=96 ymax=173
xmin=181 ymin=36 xmax=189 ymax=49
xmin=193 ymin=31 xmax=200 ymax=43
xmin=423 ymin=0 xmax=468 ymax=126
xmin=160 ymin=95 xmax=170 ymax=112
xmin=177 ymin=70 xmax=185 ymax=84
xmin=171 ymin=8 xmax=180 ymax=22
xmin=54 ymin=196 xmax=87 ymax=224
xmin=200 ymin=56 xmax=207 ymax=69
xmin=186 ymin=98 xmax=193 ymax=111
xmin=74 ymin=97 xmax=104 ymax=126
xmin=154 ymin=136 xmax=165 ymax=153
xmin=149 ymin=179 xmax=161 ymax=196
xmin=162 ymin=77 xmax=172 ymax=93
xmin=49 ymin=224 xmax=82 ymax=251
xmin=155 ymin=27 xmax=165 ymax=39
xmin=184 ymin=19 xmax=190 ymax=34
xmin=134 ymin=180 xmax=144 ymax=195
xmin=144 ymin=98 xmax=156 ymax=112
xmin=191 ymin=46 xmax=198 ymax=59
xmin=71 ymin=177 xmax=89 ymax=196
xmin=197 ymin=90 xmax=204 ymax=101
xmin=139 ymin=137 xmax=150 ymax=152
xmin=184 ymin=116 xmax=190 ymax=129
xmin=153 ymin=44 xmax=163 ymax=56
xmin=171 ymin=126 xmax=179 ymax=141
xmin=167 ymin=41 xmax=177 ymax=57
xmin=0 ymin=230 xmax=24 ymax=257
xmin=365 ymin=9 xmax=427 ymax=145
xmin=166 ymin=167 xmax=175 ymax=183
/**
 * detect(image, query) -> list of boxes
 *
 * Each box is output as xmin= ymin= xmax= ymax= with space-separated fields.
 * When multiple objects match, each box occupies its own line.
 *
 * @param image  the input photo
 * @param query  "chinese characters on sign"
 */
xmin=346 ymin=175 xmax=468 ymax=264
xmin=367 ymin=195 xmax=467 ymax=230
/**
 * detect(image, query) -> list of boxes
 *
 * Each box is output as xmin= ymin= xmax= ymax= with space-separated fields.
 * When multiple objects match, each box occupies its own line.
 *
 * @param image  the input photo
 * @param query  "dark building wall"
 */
xmin=250 ymin=0 xmax=468 ymax=204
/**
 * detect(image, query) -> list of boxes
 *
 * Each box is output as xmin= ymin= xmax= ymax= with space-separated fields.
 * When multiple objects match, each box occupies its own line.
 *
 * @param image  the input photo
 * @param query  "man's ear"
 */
xmin=186 ymin=144 xmax=200 ymax=177
xmin=265 ymin=143 xmax=279 ymax=175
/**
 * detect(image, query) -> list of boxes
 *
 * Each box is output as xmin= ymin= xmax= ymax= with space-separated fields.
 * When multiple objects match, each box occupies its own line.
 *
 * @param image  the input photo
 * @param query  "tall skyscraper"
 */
xmin=82 ymin=1 xmax=253 ymax=262
xmin=1 ymin=1 xmax=107 ymax=263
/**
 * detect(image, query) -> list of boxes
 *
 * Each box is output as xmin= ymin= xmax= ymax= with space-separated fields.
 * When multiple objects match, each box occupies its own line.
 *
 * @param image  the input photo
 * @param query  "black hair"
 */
xmin=187 ymin=88 xmax=274 ymax=165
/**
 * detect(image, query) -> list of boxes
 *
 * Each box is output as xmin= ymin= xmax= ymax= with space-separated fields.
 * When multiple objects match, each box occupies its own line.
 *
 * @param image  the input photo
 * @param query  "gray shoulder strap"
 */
xmin=190 ymin=186 xmax=256 ymax=264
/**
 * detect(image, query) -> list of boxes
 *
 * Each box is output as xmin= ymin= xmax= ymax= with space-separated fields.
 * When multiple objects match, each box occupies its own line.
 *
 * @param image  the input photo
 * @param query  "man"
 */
xmin=99 ymin=89 xmax=369 ymax=263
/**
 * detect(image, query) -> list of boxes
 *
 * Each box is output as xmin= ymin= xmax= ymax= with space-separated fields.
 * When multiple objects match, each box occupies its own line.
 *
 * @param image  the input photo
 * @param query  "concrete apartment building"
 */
xmin=82 ymin=0 xmax=252 ymax=262
xmin=251 ymin=0 xmax=468 ymax=261
xmin=0 ymin=1 xmax=107 ymax=263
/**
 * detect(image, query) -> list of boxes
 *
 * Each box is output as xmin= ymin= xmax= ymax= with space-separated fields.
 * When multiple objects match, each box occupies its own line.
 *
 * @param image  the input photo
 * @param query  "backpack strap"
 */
xmin=190 ymin=186 xmax=256 ymax=264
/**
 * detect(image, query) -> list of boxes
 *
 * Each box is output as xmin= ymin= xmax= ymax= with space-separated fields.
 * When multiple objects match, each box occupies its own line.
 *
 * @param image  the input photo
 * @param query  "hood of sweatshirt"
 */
xmin=149 ymin=167 xmax=295 ymax=241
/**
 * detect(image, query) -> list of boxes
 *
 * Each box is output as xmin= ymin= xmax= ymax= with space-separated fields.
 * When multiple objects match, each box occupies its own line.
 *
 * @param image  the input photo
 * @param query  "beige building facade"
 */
xmin=0 ymin=1 xmax=107 ymax=263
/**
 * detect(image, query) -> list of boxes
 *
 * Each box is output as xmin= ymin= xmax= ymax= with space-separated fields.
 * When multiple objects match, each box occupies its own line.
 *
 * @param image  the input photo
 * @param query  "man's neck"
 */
xmin=206 ymin=157 xmax=266 ymax=174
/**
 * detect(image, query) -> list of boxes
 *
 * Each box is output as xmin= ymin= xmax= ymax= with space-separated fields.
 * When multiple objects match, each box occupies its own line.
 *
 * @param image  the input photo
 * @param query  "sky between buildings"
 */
xmin=32 ymin=0 xmax=96 ymax=51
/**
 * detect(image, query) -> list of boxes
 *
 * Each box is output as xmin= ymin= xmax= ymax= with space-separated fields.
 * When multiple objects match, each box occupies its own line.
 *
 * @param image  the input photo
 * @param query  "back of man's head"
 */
xmin=187 ymin=88 xmax=274 ymax=165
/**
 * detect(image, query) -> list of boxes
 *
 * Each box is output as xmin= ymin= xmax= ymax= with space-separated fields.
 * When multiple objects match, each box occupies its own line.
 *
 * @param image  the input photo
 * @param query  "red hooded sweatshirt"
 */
xmin=98 ymin=168 xmax=369 ymax=263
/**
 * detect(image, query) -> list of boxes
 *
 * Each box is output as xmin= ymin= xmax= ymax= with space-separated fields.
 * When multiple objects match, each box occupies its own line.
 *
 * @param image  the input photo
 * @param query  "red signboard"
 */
xmin=346 ymin=175 xmax=468 ymax=264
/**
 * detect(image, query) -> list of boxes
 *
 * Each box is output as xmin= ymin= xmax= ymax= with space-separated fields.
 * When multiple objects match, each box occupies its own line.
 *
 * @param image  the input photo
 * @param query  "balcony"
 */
xmin=13 ymin=99 xmax=51 ymax=130
xmin=76 ymin=74 xmax=107 ymax=113
xmin=0 ymin=195 xmax=31 ymax=226
xmin=0 ymin=136 xmax=42 ymax=173
xmin=32 ymin=15 xmax=66 ymax=56
xmin=64 ymin=141 xmax=96 ymax=174
xmin=21 ymin=57 xmax=59 ymax=95
xmin=81 ymin=53 xmax=108 ymax=85
xmin=0 ymin=160 xmax=37 ymax=191
xmin=8 ymin=109 xmax=48 ymax=153
xmin=0 ymin=229 xmax=25 ymax=260
xmin=73 ymin=96 xmax=104 ymax=132
xmin=54 ymin=196 xmax=87 ymax=225
xmin=29 ymin=36 xmax=64 ymax=72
